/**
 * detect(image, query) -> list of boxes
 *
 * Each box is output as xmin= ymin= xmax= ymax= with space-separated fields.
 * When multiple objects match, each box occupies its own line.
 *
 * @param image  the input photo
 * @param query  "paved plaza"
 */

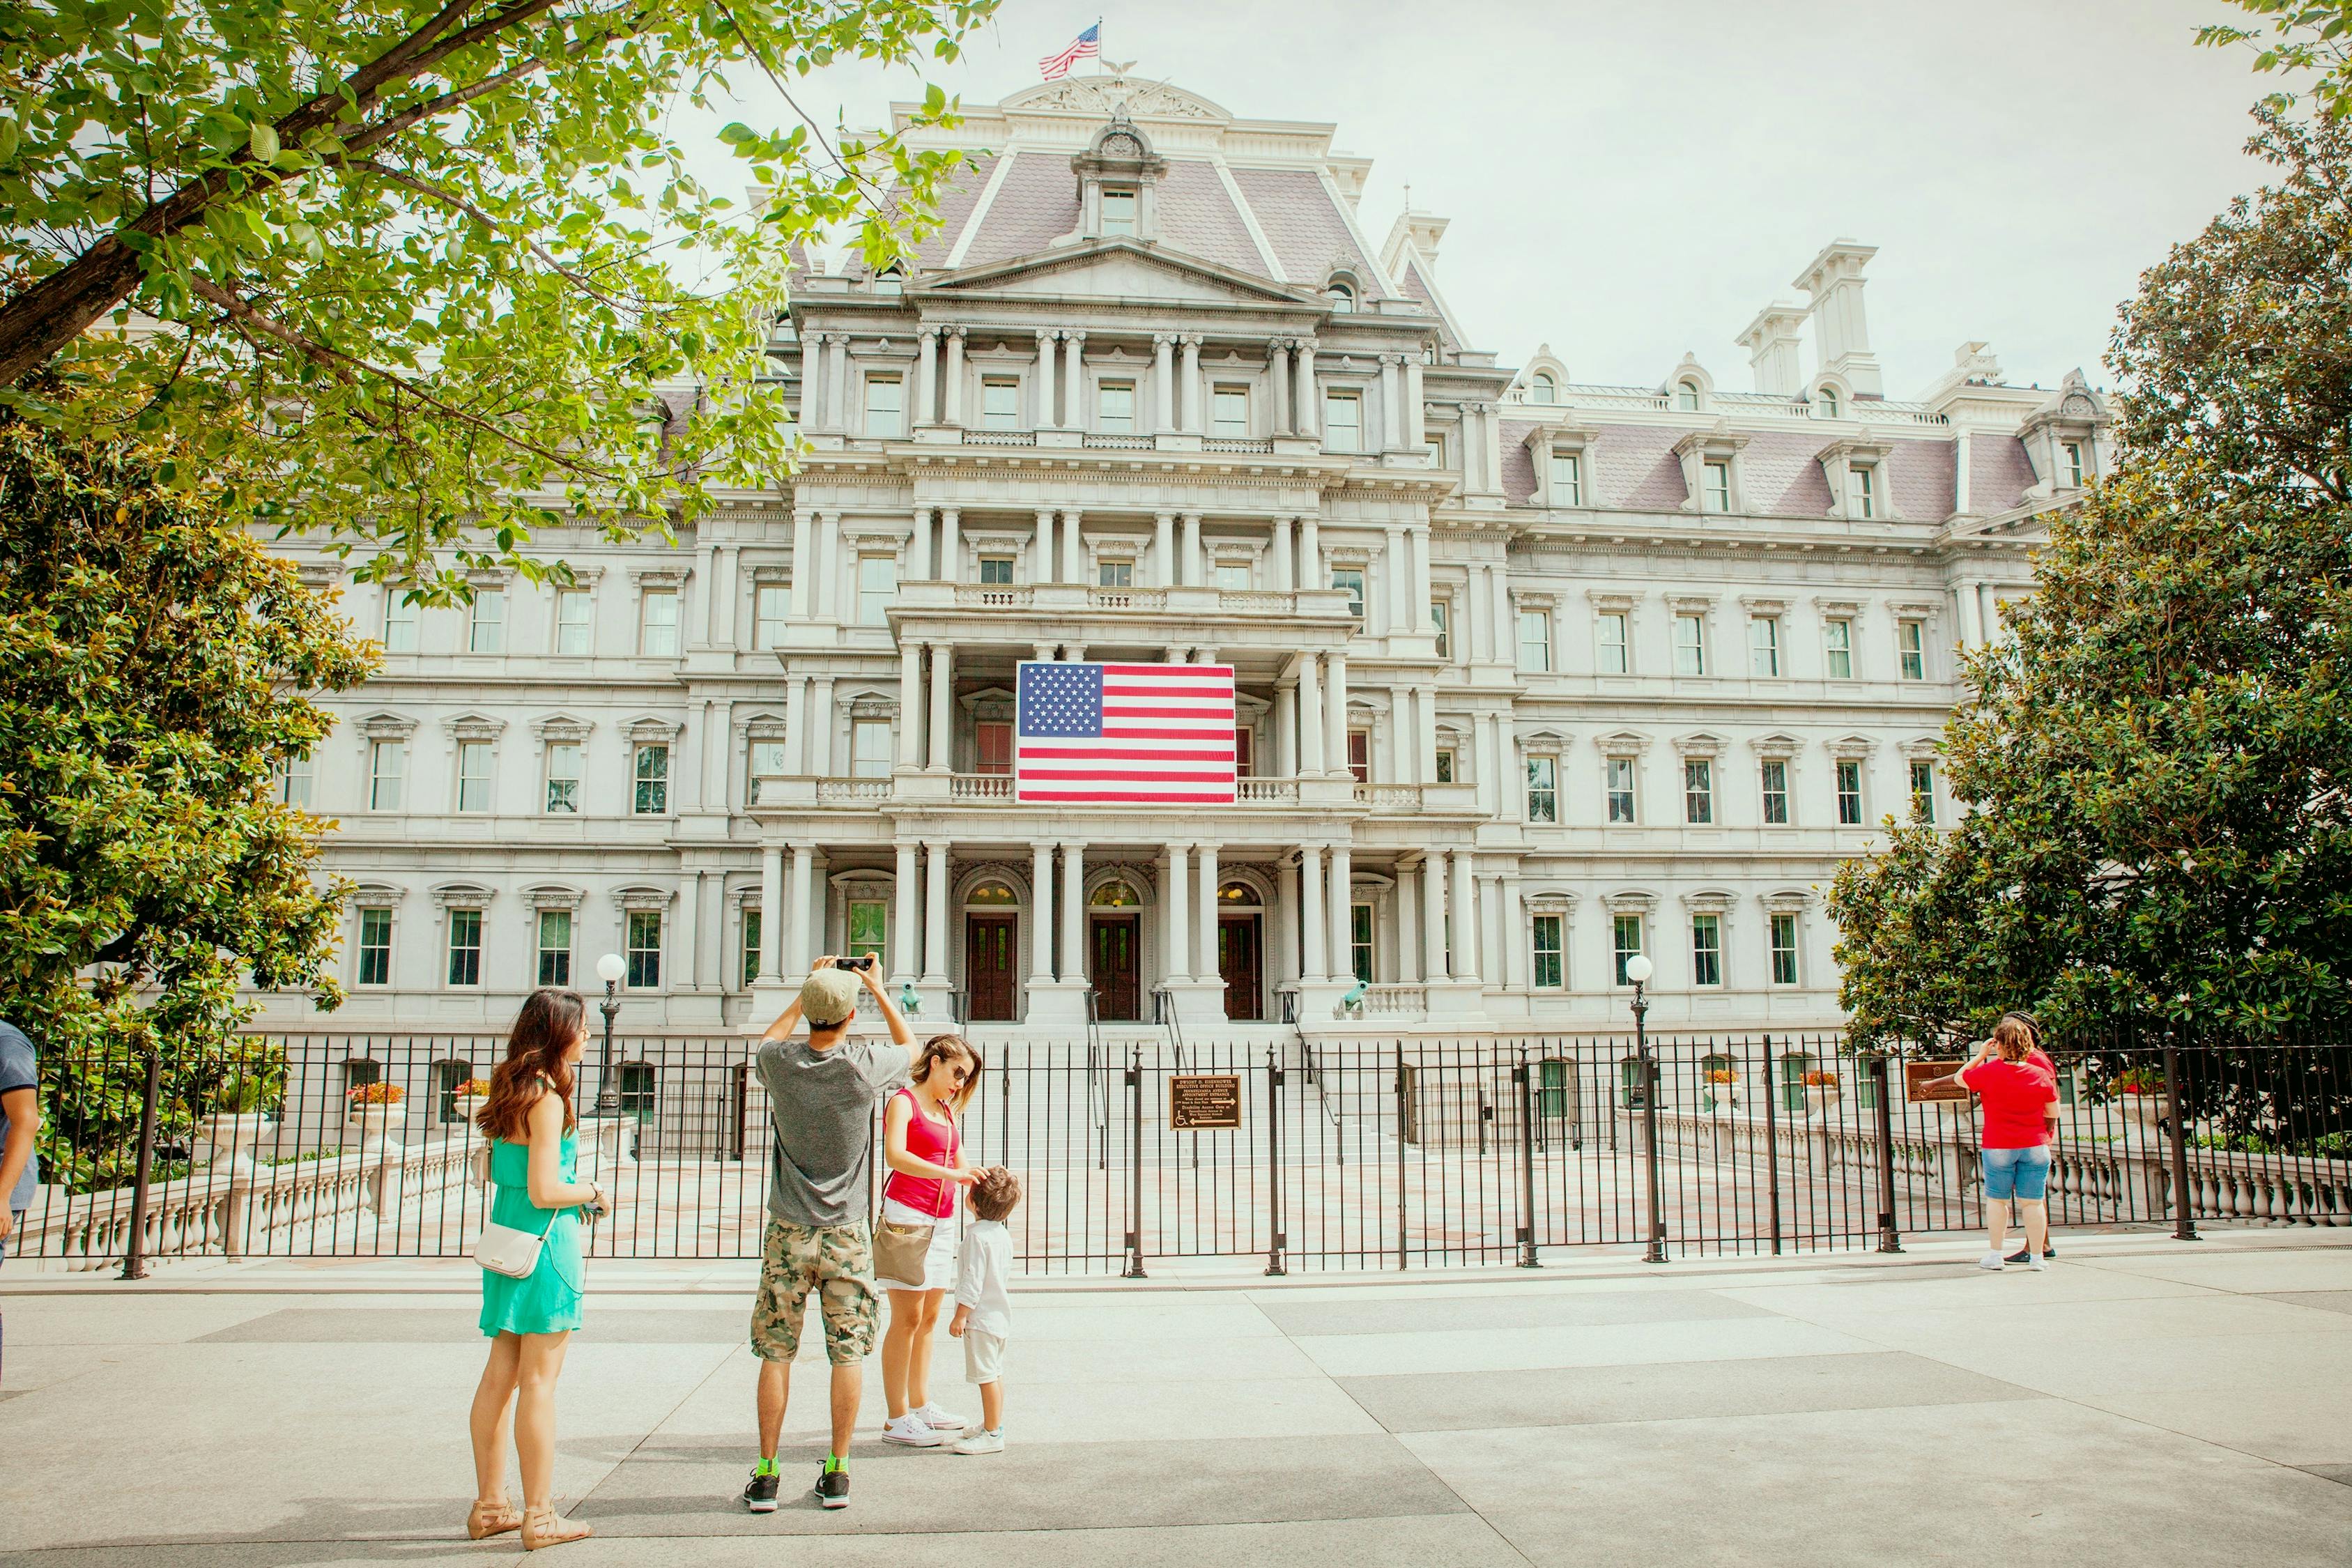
xmin=2 ymin=1231 xmax=2349 ymax=1566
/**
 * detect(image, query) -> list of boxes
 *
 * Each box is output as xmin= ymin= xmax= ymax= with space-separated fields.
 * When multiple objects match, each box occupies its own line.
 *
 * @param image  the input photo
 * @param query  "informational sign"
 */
xmin=1169 ymin=1074 xmax=1243 ymax=1130
xmin=1905 ymin=1059 xmax=1972 ymax=1103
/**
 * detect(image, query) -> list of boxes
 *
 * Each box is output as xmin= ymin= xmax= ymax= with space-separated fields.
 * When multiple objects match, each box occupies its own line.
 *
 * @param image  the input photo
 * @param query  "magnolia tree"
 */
xmin=0 ymin=0 xmax=996 ymax=599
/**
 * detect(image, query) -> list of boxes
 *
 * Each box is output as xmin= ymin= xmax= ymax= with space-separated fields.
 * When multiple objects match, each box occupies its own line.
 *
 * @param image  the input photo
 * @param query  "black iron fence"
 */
xmin=17 ymin=1028 xmax=2349 ymax=1275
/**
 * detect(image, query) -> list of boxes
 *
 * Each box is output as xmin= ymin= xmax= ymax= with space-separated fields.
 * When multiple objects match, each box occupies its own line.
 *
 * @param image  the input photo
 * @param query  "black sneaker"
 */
xmin=742 ymin=1466 xmax=780 ymax=1513
xmin=2006 ymin=1245 xmax=2058 ymax=1263
xmin=815 ymin=1465 xmax=850 ymax=1510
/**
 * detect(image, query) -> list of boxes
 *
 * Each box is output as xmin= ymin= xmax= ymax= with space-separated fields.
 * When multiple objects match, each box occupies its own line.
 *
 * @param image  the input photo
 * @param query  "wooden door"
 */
xmin=1219 ymin=914 xmax=1262 ymax=1021
xmin=1090 ymin=916 xmax=1141 ymax=1022
xmin=965 ymin=914 xmax=1017 ymax=1022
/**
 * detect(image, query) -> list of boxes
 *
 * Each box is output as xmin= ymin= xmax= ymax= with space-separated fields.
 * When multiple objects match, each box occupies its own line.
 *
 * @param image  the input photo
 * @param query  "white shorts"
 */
xmin=964 ymin=1328 xmax=1007 ymax=1385
xmin=876 ymin=1197 xmax=958 ymax=1293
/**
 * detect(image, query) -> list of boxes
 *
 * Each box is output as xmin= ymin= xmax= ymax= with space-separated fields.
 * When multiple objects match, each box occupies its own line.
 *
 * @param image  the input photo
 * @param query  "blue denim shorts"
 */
xmin=1982 ymin=1144 xmax=2050 ymax=1201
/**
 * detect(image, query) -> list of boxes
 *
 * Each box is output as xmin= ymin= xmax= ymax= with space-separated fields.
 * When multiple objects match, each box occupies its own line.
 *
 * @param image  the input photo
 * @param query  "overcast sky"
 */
xmin=679 ymin=0 xmax=2276 ymax=400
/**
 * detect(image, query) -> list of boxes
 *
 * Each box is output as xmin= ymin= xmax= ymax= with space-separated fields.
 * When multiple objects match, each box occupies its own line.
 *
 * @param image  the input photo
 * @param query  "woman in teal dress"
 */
xmin=465 ymin=989 xmax=608 ymax=1551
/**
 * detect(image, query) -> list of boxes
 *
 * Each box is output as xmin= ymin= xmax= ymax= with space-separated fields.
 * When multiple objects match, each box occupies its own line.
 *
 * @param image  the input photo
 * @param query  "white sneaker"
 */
xmin=881 ymin=1414 xmax=941 ymax=1447
xmin=1978 ymin=1251 xmax=2007 ymax=1271
xmin=914 ymin=1403 xmax=966 ymax=1431
xmin=953 ymin=1429 xmax=1004 ymax=1455
xmin=2026 ymin=1254 xmax=2050 ymax=1272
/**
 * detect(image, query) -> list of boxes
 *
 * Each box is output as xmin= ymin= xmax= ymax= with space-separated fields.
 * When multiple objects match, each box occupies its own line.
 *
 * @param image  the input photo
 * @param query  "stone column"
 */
xmin=1298 ymin=845 xmax=1327 ymax=981
xmin=1035 ymin=508 xmax=1056 ymax=585
xmin=825 ymin=334 xmax=849 ymax=432
xmin=898 ymin=642 xmax=923 ymax=767
xmin=1417 ymin=684 xmax=1439 ymax=781
xmin=1473 ymin=711 xmax=1497 ymax=815
xmin=1408 ymin=523 xmax=1433 ymax=633
xmin=1060 ymin=506 xmax=1083 ymax=586
xmin=1062 ymin=332 xmax=1086 ymax=426
xmin=893 ymin=840 xmax=921 ymax=986
xmin=1325 ymin=652 xmax=1349 ymax=778
xmin=1389 ymin=684 xmax=1417 ymax=784
xmin=1028 ymin=843 xmax=1056 ymax=983
xmin=1483 ymin=399 xmax=1505 ymax=489
xmin=1326 ymin=843 xmax=1353 ymax=983
xmin=911 ymin=504 xmax=933 ymax=581
xmin=1275 ymin=856 xmax=1300 ymax=997
xmin=1500 ymin=870 xmax=1524 ymax=991
xmin=1955 ymin=579 xmax=1984 ymax=648
xmin=813 ymin=511 xmax=840 ymax=620
xmin=1059 ymin=842 xmax=1084 ymax=983
xmin=1378 ymin=525 xmax=1404 ymax=636
xmin=1179 ymin=335 xmax=1202 ymax=431
xmin=1300 ymin=515 xmax=1321 ymax=592
xmin=1397 ymin=863 xmax=1421 ymax=984
xmin=1422 ymin=849 xmax=1450 ymax=980
xmin=1165 ymin=843 xmax=1190 ymax=983
xmin=809 ymin=676 xmax=836 ymax=774
xmin=1182 ymin=513 xmax=1203 ymax=588
xmin=942 ymin=327 xmax=966 ymax=426
xmin=759 ymin=844 xmax=785 ymax=981
xmin=914 ymin=328 xmax=938 ymax=428
xmin=797 ymin=330 xmax=823 ymax=429
xmin=1404 ymin=355 xmax=1427 ymax=450
xmin=1379 ymin=355 xmax=1403 ymax=450
xmin=939 ymin=507 xmax=960 ymax=583
xmin=1153 ymin=513 xmax=1175 ymax=587
xmin=1501 ymin=727 xmax=1524 ymax=823
xmin=1492 ymin=564 xmax=1514 ymax=663
xmin=787 ymin=845 xmax=816 ymax=974
xmin=1268 ymin=339 xmax=1291 ymax=434
xmin=923 ymin=840 xmax=951 ymax=984
xmin=1035 ymin=329 xmax=1059 ymax=429
xmin=1275 ymin=684 xmax=1297 ymax=778
xmin=1451 ymin=850 xmax=1481 ymax=983
xmin=789 ymin=508 xmax=815 ymax=618
xmin=1196 ymin=842 xmax=1220 ymax=1008
xmin=784 ymin=675 xmax=809 ymax=774
xmin=1153 ymin=333 xmax=1174 ymax=433
xmin=928 ymin=640 xmax=953 ymax=772
xmin=1273 ymin=516 xmax=1296 ymax=592
xmin=1295 ymin=340 xmax=1319 ymax=439
xmin=1297 ymin=653 xmax=1325 ymax=776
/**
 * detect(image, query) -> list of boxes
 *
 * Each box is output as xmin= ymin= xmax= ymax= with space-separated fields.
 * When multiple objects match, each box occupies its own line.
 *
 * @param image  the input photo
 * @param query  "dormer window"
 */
xmin=1675 ymin=380 xmax=1701 ymax=413
xmin=1548 ymin=450 xmax=1583 ymax=507
xmin=1702 ymin=461 xmax=1732 ymax=514
xmin=1101 ymin=189 xmax=1137 ymax=236
xmin=2063 ymin=440 xmax=2085 ymax=486
xmin=1847 ymin=464 xmax=1877 ymax=519
xmin=1530 ymin=372 xmax=1557 ymax=404
xmin=1817 ymin=387 xmax=1840 ymax=419
xmin=1325 ymin=280 xmax=1355 ymax=312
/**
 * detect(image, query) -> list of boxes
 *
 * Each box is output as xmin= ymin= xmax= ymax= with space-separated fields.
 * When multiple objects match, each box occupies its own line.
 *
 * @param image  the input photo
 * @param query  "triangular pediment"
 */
xmin=925 ymin=238 xmax=1311 ymax=308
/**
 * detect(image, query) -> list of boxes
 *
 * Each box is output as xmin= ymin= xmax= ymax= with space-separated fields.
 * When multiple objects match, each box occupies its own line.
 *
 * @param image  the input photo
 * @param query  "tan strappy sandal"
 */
xmin=520 ymin=1504 xmax=592 ymax=1551
xmin=465 ymin=1498 xmax=521 ymax=1539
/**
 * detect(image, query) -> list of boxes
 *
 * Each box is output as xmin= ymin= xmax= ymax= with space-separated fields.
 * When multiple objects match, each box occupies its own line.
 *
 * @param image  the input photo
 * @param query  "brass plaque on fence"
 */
xmin=1905 ymin=1059 xmax=1972 ymax=1102
xmin=1169 ymin=1074 xmax=1243 ymax=1130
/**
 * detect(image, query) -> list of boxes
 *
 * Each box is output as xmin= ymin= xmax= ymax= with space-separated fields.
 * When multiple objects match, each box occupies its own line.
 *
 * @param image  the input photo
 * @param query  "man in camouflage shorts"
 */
xmin=742 ymin=958 xmax=916 ymax=1514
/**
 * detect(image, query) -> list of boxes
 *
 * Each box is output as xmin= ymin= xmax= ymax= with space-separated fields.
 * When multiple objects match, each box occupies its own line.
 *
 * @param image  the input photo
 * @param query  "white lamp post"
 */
xmin=593 ymin=951 xmax=626 ymax=1114
xmin=1622 ymin=952 xmax=1664 ymax=1263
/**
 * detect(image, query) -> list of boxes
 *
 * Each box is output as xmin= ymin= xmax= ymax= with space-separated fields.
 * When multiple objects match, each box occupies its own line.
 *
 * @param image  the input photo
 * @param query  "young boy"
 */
xmin=946 ymin=1166 xmax=1018 ymax=1454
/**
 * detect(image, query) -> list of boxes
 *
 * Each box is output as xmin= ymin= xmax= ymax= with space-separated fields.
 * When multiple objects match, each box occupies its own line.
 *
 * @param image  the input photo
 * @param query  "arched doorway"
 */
xmin=962 ymin=879 xmax=1020 ymax=1022
xmin=1089 ymin=879 xmax=1143 ymax=1022
xmin=1217 ymin=878 xmax=1263 ymax=1022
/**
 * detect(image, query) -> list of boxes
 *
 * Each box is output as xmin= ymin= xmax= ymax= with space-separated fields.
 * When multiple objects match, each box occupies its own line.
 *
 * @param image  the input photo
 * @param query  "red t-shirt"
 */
xmin=1960 ymin=1058 xmax=2057 ymax=1149
xmin=881 ymin=1089 xmax=961 ymax=1219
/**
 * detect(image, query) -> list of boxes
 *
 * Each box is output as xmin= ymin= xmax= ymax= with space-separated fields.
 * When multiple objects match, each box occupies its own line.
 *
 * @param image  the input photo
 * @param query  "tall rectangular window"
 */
xmin=1096 ymin=381 xmax=1136 ymax=433
xmin=456 ymin=740 xmax=493 ymax=813
xmin=1100 ymin=188 xmax=1137 ymax=236
xmin=2063 ymin=440 xmax=2085 ymax=486
xmin=545 ymin=742 xmax=582 ymax=814
xmin=1606 ymin=758 xmax=1637 ymax=824
xmin=1598 ymin=612 xmax=1629 ymax=674
xmin=1233 ymin=727 xmax=1255 ymax=777
xmin=1847 ymin=464 xmax=1877 ymax=518
xmin=1517 ymin=608 xmax=1551 ymax=671
xmin=369 ymin=739 xmax=406 ymax=811
xmin=537 ymin=909 xmax=572 ymax=987
xmin=741 ymin=909 xmax=762 ymax=986
xmin=1701 ymin=460 xmax=1732 ymax=514
xmin=468 ymin=588 xmax=505 ymax=654
xmin=625 ymin=911 xmax=661 ymax=988
xmin=1098 ymin=559 xmax=1135 ymax=588
xmin=1323 ymin=391 xmax=1362 ymax=454
xmin=1910 ymin=760 xmax=1937 ymax=823
xmin=554 ymin=588 xmax=592 ymax=655
xmin=857 ymin=554 xmax=897 ymax=627
xmin=749 ymin=739 xmax=790 ymax=805
xmin=278 ymin=751 xmax=313 ymax=808
xmin=1213 ymin=385 xmax=1249 ymax=436
xmin=1434 ymin=749 xmax=1456 ymax=784
xmin=1431 ymin=599 xmax=1450 ymax=659
xmin=1332 ymin=567 xmax=1365 ymax=617
xmin=1350 ymin=902 xmax=1374 ymax=985
xmin=640 ymin=589 xmax=679 ymax=656
xmin=1613 ymin=914 xmax=1643 ymax=985
xmin=1750 ymin=616 xmax=1781 ymax=677
xmin=1531 ymin=914 xmax=1564 ymax=988
xmin=982 ymin=377 xmax=1020 ymax=429
xmin=1836 ymin=759 xmax=1863 ymax=825
xmin=1898 ymin=619 xmax=1927 ymax=681
xmin=447 ymin=909 xmax=483 ymax=987
xmin=1824 ymin=618 xmax=1854 ymax=679
xmin=1769 ymin=913 xmax=1800 ymax=985
xmin=1215 ymin=562 xmax=1251 ymax=591
xmin=1549 ymin=451 xmax=1583 ymax=506
xmin=356 ymin=908 xmax=393 ymax=986
xmin=1760 ymin=759 xmax=1789 ymax=824
xmin=863 ymin=374 xmax=904 ymax=438
xmin=851 ymin=718 xmax=892 ymax=779
xmin=1526 ymin=755 xmax=1558 ymax=823
xmin=1684 ymin=759 xmax=1714 ymax=824
xmin=1673 ymin=613 xmax=1707 ymax=676
xmin=1346 ymin=730 xmax=1370 ymax=784
xmin=753 ymin=585 xmax=789 ymax=648
xmin=381 ymin=591 xmax=420 ymax=652
xmin=976 ymin=721 xmax=1012 ymax=775
xmin=1691 ymin=914 xmax=1722 ymax=987
xmin=633 ymin=744 xmax=669 ymax=814
xmin=978 ymin=555 xmax=1015 ymax=586
xmin=847 ymin=898 xmax=887 ymax=975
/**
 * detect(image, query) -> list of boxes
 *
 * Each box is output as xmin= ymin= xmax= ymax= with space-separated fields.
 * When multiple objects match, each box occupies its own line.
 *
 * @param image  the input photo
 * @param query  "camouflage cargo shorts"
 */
xmin=750 ymin=1217 xmax=878 ymax=1366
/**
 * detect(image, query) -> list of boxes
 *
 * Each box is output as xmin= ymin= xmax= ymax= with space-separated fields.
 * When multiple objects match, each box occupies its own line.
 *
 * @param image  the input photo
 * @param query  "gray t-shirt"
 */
xmin=755 ymin=1037 xmax=910 ymax=1228
xmin=0 ymin=1020 xmax=38 ymax=1213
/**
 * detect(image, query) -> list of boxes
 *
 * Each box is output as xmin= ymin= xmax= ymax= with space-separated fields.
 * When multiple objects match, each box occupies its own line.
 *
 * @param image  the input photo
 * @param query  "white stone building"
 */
xmin=266 ymin=70 xmax=2111 ymax=1043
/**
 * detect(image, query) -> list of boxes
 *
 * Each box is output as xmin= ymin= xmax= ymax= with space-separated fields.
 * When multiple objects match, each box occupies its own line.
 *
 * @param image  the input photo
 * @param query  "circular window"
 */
xmin=967 ymin=881 xmax=1016 ymax=906
xmin=1090 ymin=880 xmax=1141 ymax=907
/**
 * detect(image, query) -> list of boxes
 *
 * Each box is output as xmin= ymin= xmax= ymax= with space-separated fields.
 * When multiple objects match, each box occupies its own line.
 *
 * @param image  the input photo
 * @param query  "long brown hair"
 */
xmin=477 ymin=989 xmax=587 ymax=1142
xmin=913 ymin=1033 xmax=983 ymax=1114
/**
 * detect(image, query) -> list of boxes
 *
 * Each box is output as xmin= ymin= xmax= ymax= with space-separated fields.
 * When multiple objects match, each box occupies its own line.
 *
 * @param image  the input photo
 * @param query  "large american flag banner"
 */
xmin=1038 ymin=22 xmax=1100 ymax=80
xmin=1016 ymin=661 xmax=1236 ymax=804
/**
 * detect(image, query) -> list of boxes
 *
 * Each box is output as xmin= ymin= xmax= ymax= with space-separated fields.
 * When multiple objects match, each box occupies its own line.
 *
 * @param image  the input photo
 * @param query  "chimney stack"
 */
xmin=1735 ymin=301 xmax=1809 ymax=397
xmin=1792 ymin=240 xmax=1882 ymax=397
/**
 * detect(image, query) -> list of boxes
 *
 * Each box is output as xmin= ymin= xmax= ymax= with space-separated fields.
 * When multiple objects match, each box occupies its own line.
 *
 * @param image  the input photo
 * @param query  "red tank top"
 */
xmin=882 ymin=1089 xmax=960 ymax=1219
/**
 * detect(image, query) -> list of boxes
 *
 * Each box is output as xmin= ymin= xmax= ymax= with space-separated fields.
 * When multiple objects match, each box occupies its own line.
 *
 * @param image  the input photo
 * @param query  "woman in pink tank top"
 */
xmin=877 ymin=1034 xmax=983 ymax=1445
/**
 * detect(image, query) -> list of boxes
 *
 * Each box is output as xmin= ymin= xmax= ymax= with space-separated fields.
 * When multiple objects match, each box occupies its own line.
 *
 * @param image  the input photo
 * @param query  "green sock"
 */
xmin=824 ymin=1454 xmax=846 ymax=1473
xmin=753 ymin=1456 xmax=777 ymax=1477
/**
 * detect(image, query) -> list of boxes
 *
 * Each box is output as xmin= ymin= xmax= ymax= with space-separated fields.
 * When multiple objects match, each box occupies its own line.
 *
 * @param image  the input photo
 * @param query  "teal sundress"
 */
xmin=477 ymin=1130 xmax=585 ymax=1337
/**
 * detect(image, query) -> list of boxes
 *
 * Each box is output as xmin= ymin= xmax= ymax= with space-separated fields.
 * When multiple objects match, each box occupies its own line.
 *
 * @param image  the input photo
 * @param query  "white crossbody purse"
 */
xmin=473 ymin=1203 xmax=555 ymax=1279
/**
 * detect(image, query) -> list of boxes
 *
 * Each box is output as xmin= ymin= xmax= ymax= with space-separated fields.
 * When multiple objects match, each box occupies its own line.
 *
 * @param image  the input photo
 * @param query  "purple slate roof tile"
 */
xmin=1395 ymin=258 xmax=1460 ymax=353
xmin=1741 ymin=431 xmax=1836 ymax=517
xmin=958 ymin=151 xmax=1078 ymax=268
xmin=1228 ymin=167 xmax=1383 ymax=296
xmin=909 ymin=152 xmax=998 ymax=270
xmin=1597 ymin=425 xmax=1693 ymax=512
xmin=1969 ymin=433 xmax=2040 ymax=513
xmin=1499 ymin=420 xmax=1539 ymax=502
xmin=1154 ymin=160 xmax=1266 ymax=275
xmin=1884 ymin=438 xmax=1955 ymax=521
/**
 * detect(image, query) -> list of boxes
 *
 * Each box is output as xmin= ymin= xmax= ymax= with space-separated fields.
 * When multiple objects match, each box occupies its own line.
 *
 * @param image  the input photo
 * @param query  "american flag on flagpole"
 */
xmin=1015 ymin=661 xmax=1236 ymax=804
xmin=1038 ymin=22 xmax=1100 ymax=80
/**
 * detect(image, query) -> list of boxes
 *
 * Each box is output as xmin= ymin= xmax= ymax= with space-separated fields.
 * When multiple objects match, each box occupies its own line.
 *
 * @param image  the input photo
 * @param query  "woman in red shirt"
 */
xmin=876 ymin=1034 xmax=983 ymax=1446
xmin=1958 ymin=1015 xmax=2057 ymax=1272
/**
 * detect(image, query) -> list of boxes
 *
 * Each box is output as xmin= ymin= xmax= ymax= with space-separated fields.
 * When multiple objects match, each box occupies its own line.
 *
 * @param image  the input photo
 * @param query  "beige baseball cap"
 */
xmin=799 ymin=967 xmax=861 ymax=1027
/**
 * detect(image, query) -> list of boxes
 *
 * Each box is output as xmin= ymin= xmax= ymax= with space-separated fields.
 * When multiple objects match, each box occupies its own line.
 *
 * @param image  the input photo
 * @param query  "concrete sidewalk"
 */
xmin=3 ymin=1231 xmax=2349 ymax=1566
